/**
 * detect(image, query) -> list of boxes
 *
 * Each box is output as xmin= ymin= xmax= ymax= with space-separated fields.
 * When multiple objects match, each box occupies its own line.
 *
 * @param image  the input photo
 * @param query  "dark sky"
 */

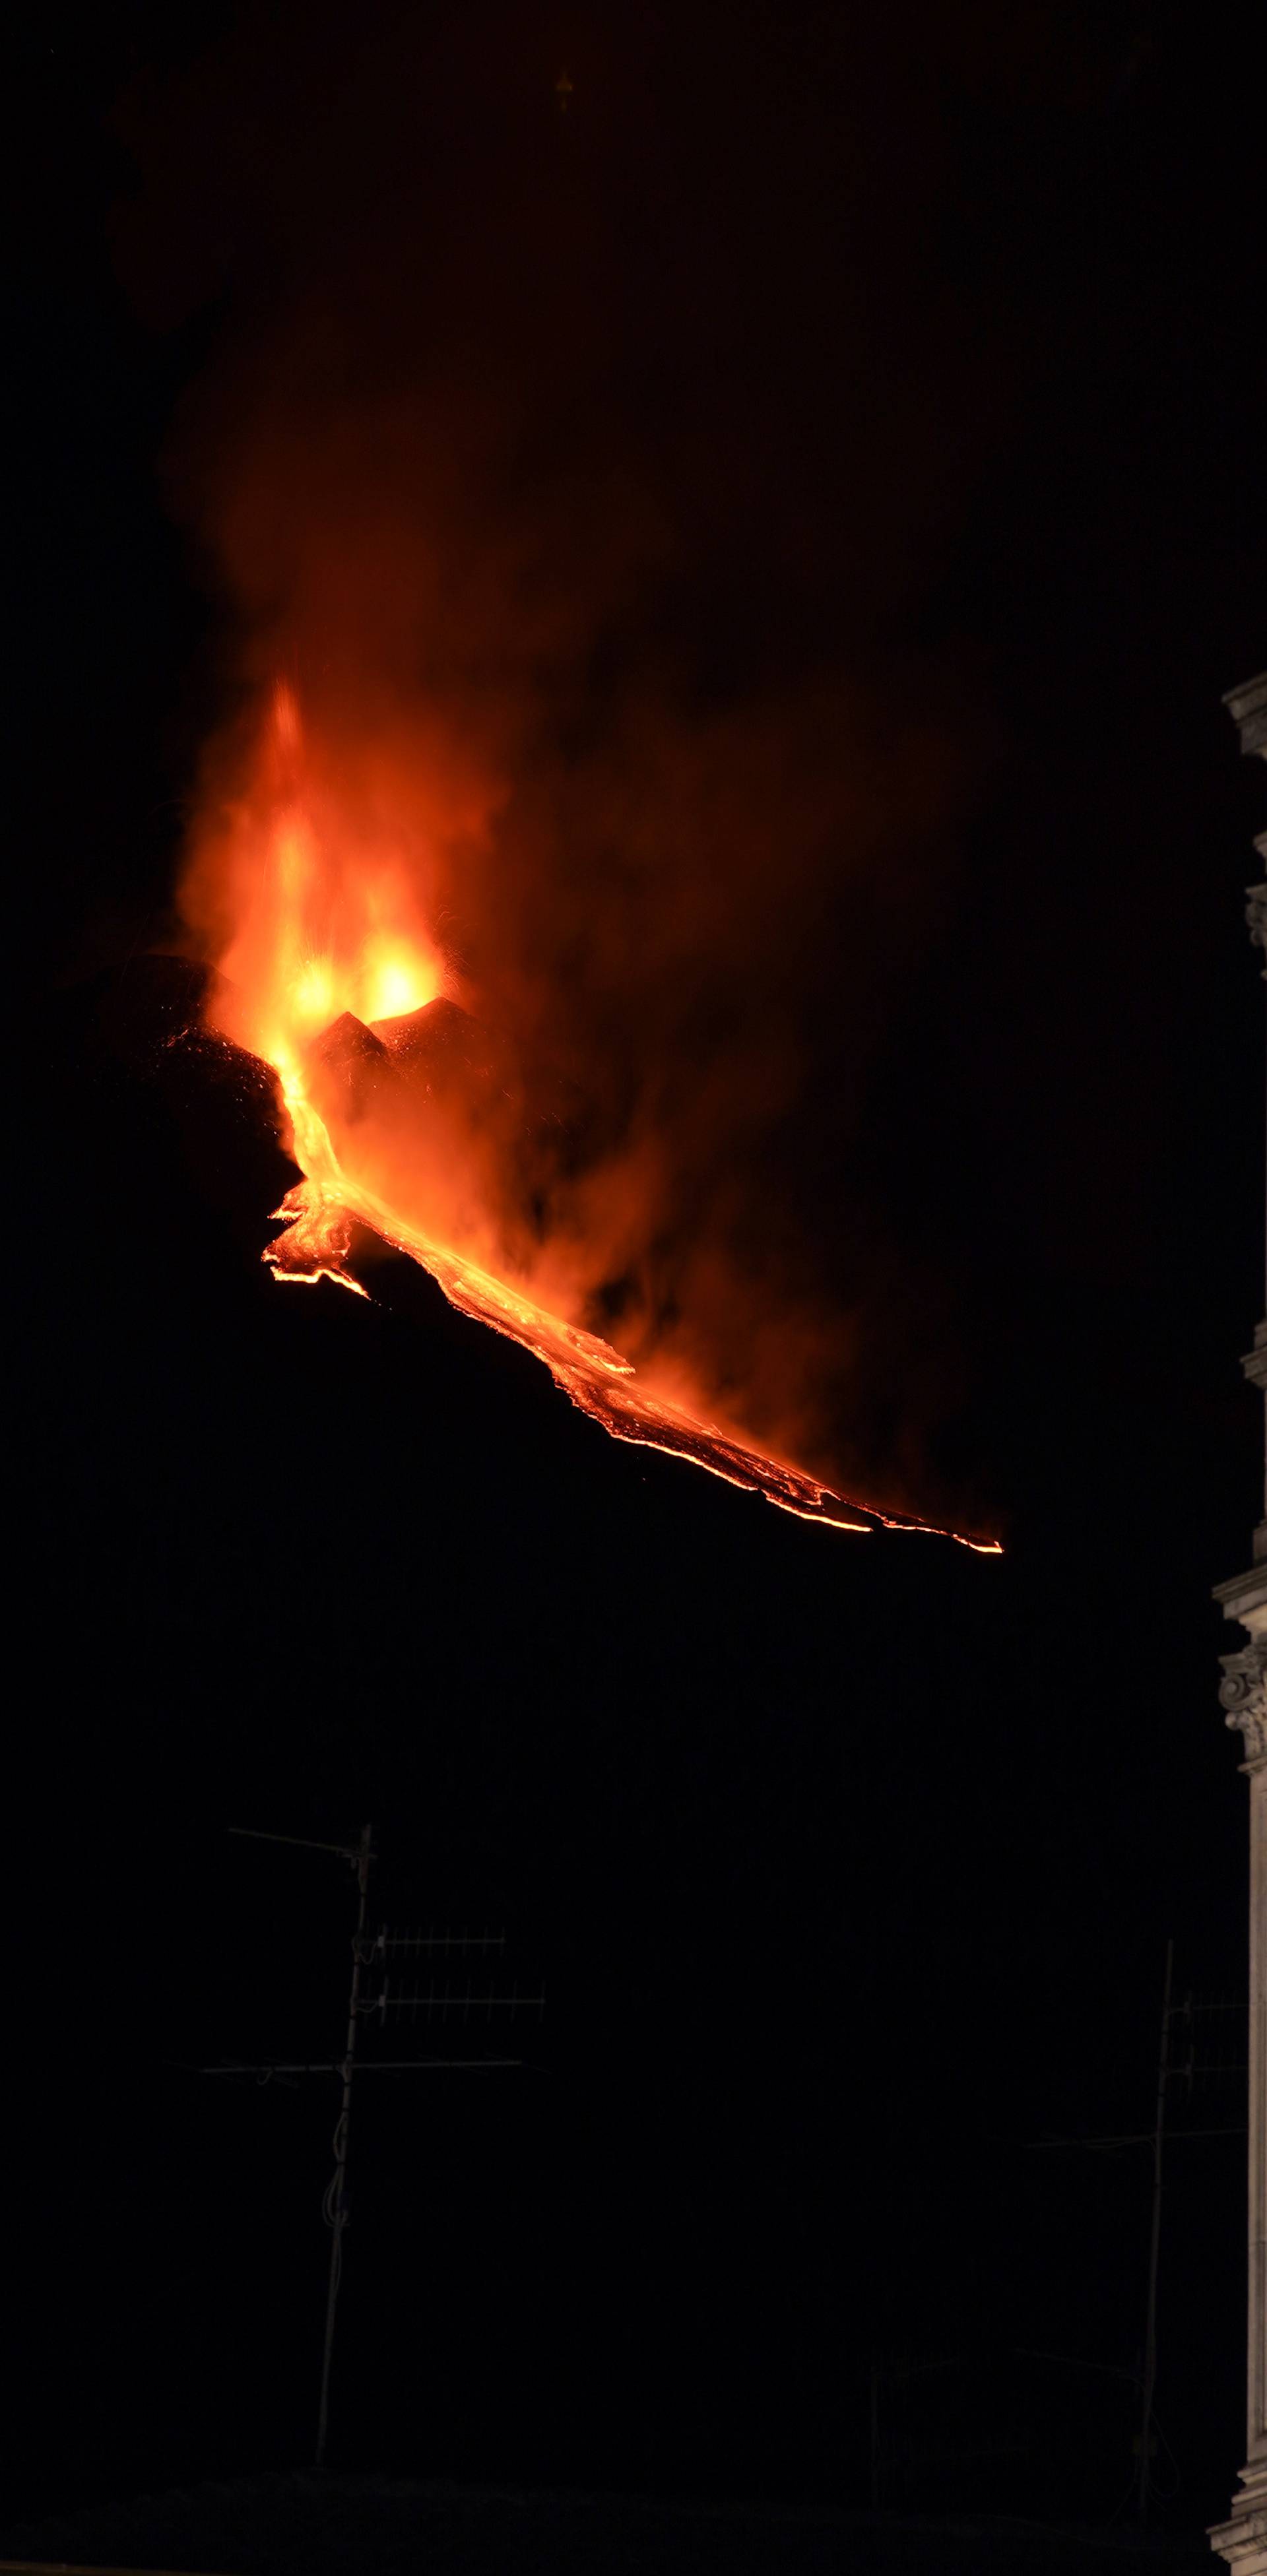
xmin=9 ymin=0 xmax=1267 ymax=2546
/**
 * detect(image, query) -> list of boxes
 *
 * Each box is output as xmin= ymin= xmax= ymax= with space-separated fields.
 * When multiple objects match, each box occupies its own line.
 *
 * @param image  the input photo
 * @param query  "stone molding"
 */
xmin=1216 ymin=1565 xmax=1267 ymax=1627
xmin=1249 ymin=882 xmax=1267 ymax=971
xmin=1225 ymin=672 xmax=1267 ymax=759
xmin=1212 ymin=2456 xmax=1267 ymax=2574
xmin=1209 ymin=2513 xmax=1267 ymax=2574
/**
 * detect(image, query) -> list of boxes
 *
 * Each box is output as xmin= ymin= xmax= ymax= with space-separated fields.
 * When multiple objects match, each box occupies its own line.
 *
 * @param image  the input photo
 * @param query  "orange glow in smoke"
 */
xmin=187 ymin=683 xmax=1000 ymax=1550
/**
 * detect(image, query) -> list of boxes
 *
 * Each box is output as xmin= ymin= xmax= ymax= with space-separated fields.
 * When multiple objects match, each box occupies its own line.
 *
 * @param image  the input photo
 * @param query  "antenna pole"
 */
xmin=315 ymin=1822 xmax=374 ymax=2470
xmin=205 ymin=1826 xmax=534 ymax=2466
xmin=1138 ymin=1935 xmax=1174 ymax=2522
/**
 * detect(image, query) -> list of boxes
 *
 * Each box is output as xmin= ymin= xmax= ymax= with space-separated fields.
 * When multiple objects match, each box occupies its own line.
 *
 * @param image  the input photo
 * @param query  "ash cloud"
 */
xmin=114 ymin=0 xmax=1020 ymax=1518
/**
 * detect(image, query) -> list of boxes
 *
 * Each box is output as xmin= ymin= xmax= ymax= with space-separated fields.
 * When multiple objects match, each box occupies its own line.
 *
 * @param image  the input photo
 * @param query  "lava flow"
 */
xmin=185 ymin=684 xmax=999 ymax=1551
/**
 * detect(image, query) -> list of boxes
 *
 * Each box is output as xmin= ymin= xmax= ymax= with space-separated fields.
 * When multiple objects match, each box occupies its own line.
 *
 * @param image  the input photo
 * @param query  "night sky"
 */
xmin=9 ymin=0 xmax=1267 ymax=2552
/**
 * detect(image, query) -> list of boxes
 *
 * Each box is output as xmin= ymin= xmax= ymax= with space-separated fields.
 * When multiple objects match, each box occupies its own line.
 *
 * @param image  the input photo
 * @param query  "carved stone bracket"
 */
xmin=1220 ymin=1640 xmax=1267 ymax=1767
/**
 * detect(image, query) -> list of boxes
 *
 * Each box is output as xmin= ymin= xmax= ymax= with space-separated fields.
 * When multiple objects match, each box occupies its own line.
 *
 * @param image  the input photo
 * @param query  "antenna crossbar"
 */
xmin=197 ymin=2058 xmax=524 ymax=2076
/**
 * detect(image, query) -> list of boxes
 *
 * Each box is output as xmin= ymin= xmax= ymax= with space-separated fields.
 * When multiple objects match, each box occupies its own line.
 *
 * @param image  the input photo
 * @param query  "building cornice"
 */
xmin=1225 ymin=672 xmax=1267 ymax=759
xmin=1215 ymin=1565 xmax=1267 ymax=1617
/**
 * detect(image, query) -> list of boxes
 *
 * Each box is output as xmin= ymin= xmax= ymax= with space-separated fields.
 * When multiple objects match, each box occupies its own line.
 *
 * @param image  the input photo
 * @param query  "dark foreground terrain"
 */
xmin=0 ymin=2472 xmax=1219 ymax=2576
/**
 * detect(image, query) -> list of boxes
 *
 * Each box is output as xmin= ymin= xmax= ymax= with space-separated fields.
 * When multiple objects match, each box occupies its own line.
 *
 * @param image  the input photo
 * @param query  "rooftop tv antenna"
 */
xmin=1027 ymin=1937 xmax=1246 ymax=2523
xmin=196 ymin=1824 xmax=543 ymax=2468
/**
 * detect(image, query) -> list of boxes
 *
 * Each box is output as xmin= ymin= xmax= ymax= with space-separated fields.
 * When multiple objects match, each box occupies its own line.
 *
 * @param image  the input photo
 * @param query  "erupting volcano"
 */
xmin=185 ymin=683 xmax=998 ymax=1549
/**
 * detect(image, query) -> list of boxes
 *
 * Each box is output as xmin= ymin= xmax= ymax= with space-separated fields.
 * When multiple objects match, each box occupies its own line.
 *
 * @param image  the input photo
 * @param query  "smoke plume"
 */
xmin=115 ymin=0 xmax=1004 ymax=1515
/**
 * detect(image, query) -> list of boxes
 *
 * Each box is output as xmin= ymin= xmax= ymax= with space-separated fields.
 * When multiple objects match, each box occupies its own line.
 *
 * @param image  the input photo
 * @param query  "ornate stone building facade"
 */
xmin=1211 ymin=670 xmax=1267 ymax=2575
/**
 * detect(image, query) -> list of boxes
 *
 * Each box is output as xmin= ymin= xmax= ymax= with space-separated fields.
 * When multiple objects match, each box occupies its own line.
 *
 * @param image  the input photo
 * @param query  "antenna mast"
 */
xmin=315 ymin=1820 xmax=374 ymax=2471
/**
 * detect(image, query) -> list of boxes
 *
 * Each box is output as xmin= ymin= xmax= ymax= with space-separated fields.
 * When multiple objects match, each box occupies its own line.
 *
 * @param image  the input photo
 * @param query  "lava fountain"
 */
xmin=183 ymin=682 xmax=999 ymax=1550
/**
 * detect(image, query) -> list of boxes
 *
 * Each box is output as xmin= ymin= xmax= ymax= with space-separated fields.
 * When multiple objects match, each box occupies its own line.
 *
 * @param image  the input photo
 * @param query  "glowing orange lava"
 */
xmin=189 ymin=683 xmax=1000 ymax=1552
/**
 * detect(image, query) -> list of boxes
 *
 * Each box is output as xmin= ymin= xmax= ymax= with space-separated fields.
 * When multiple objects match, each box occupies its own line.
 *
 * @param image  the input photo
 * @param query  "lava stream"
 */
xmin=265 ymin=1055 xmax=1000 ymax=1551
